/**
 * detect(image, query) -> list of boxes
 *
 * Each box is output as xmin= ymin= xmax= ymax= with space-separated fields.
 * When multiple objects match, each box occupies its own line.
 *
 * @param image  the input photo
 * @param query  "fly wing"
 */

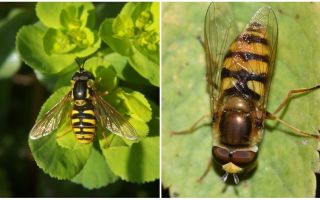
xmin=236 ymin=7 xmax=278 ymax=109
xmin=204 ymin=3 xmax=239 ymax=116
xmin=30 ymin=92 xmax=72 ymax=140
xmin=94 ymin=94 xmax=138 ymax=141
xmin=249 ymin=7 xmax=278 ymax=109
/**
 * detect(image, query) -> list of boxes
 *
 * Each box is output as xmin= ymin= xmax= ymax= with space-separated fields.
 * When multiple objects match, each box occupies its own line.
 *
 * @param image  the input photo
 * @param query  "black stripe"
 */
xmin=221 ymin=68 xmax=267 ymax=101
xmin=250 ymin=22 xmax=263 ymax=27
xmin=72 ymin=113 xmax=95 ymax=119
xmin=73 ymin=122 xmax=95 ymax=127
xmin=246 ymin=22 xmax=264 ymax=32
xmin=225 ymin=51 xmax=269 ymax=63
xmin=75 ymin=131 xmax=95 ymax=135
xmin=221 ymin=68 xmax=267 ymax=84
xmin=238 ymin=34 xmax=268 ymax=45
xmin=221 ymin=67 xmax=230 ymax=79
xmin=246 ymin=27 xmax=262 ymax=33
xmin=224 ymin=86 xmax=261 ymax=101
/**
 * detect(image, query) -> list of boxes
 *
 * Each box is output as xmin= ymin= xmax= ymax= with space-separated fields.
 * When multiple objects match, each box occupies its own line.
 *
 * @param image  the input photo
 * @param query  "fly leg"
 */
xmin=266 ymin=112 xmax=320 ymax=139
xmin=197 ymin=157 xmax=213 ymax=183
xmin=272 ymin=84 xmax=320 ymax=115
xmin=101 ymin=131 xmax=115 ymax=148
xmin=171 ymin=114 xmax=211 ymax=135
xmin=94 ymin=78 xmax=109 ymax=97
xmin=267 ymin=84 xmax=320 ymax=139
xmin=197 ymin=36 xmax=205 ymax=49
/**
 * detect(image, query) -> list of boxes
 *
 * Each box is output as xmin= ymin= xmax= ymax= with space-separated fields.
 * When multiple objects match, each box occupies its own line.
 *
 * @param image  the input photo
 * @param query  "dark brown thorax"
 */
xmin=219 ymin=96 xmax=252 ymax=146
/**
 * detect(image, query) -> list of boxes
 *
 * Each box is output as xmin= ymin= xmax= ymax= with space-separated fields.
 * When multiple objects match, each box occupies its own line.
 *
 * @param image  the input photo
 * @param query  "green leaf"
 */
xmin=84 ymin=56 xmax=119 ymax=93
xmin=0 ymin=9 xmax=36 ymax=79
xmin=99 ymin=2 xmax=160 ymax=87
xmin=103 ymin=136 xmax=159 ymax=183
xmin=16 ymin=23 xmax=76 ymax=74
xmin=104 ymin=87 xmax=152 ymax=139
xmin=29 ymin=87 xmax=92 ymax=180
xmin=128 ymin=44 xmax=159 ymax=87
xmin=42 ymin=27 xmax=100 ymax=56
xmin=60 ymin=5 xmax=95 ymax=30
xmin=162 ymin=2 xmax=320 ymax=197
xmin=43 ymin=28 xmax=76 ymax=54
xmin=17 ymin=3 xmax=101 ymax=75
xmin=99 ymin=18 xmax=132 ymax=56
xmin=104 ymin=52 xmax=128 ymax=79
xmin=36 ymin=2 xmax=94 ymax=29
xmin=71 ymin=146 xmax=118 ymax=189
xmin=16 ymin=23 xmax=101 ymax=74
xmin=104 ymin=52 xmax=151 ymax=85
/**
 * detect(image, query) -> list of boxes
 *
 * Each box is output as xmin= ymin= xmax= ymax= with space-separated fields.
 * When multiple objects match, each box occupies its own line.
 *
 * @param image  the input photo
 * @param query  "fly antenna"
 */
xmin=75 ymin=57 xmax=88 ymax=72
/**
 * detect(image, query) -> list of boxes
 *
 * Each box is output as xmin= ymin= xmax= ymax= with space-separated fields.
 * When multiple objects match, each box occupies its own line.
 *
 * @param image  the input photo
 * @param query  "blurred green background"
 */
xmin=0 ymin=2 xmax=159 ymax=197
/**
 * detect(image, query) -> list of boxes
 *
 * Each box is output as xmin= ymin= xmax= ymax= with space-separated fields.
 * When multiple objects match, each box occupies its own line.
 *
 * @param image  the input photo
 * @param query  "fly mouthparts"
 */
xmin=233 ymin=174 xmax=240 ymax=184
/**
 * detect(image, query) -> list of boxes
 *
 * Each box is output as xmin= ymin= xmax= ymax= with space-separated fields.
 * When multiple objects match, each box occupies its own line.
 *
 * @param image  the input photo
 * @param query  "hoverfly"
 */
xmin=30 ymin=58 xmax=138 ymax=144
xmin=172 ymin=3 xmax=320 ymax=184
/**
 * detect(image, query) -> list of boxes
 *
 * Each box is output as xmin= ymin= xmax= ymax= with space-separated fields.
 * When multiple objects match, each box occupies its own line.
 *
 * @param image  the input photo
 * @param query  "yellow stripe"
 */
xmin=71 ymin=119 xmax=80 ymax=124
xmin=77 ymin=139 xmax=93 ymax=144
xmin=72 ymin=110 xmax=79 ymax=115
xmin=75 ymin=100 xmax=86 ymax=106
xmin=83 ymin=119 xmax=96 ymax=125
xmin=247 ymin=80 xmax=265 ymax=97
xmin=247 ymin=60 xmax=268 ymax=74
xmin=73 ymin=128 xmax=81 ymax=132
xmin=83 ymin=110 xmax=94 ymax=115
xmin=83 ymin=128 xmax=95 ymax=133
xmin=221 ymin=77 xmax=236 ymax=91
xmin=229 ymin=41 xmax=270 ymax=55
xmin=224 ymin=57 xmax=268 ymax=74
xmin=77 ymin=134 xmax=94 ymax=139
xmin=86 ymin=90 xmax=93 ymax=99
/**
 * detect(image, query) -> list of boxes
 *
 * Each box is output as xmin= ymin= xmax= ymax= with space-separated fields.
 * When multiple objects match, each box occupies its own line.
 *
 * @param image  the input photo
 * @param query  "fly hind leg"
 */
xmin=272 ymin=84 xmax=320 ymax=115
xmin=267 ymin=84 xmax=320 ymax=139
xmin=100 ymin=131 xmax=115 ymax=148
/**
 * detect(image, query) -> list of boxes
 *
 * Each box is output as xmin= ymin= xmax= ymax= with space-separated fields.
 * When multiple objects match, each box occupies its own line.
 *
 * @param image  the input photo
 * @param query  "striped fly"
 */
xmin=172 ymin=3 xmax=320 ymax=184
xmin=30 ymin=59 xmax=138 ymax=144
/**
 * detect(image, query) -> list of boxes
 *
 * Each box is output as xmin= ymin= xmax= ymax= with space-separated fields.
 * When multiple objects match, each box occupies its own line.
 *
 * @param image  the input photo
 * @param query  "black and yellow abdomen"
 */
xmin=71 ymin=100 xmax=96 ymax=144
xmin=221 ymin=23 xmax=271 ymax=102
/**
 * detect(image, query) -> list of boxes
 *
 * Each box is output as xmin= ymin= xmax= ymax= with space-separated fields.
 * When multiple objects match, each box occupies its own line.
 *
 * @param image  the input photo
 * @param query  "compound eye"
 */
xmin=231 ymin=150 xmax=257 ymax=168
xmin=212 ymin=146 xmax=230 ymax=165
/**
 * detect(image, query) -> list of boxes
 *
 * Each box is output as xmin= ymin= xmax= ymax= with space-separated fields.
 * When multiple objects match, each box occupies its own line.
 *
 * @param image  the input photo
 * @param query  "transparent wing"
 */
xmin=204 ymin=2 xmax=239 ymax=116
xmin=30 ymin=92 xmax=72 ymax=140
xmin=94 ymin=94 xmax=138 ymax=140
xmin=236 ymin=7 xmax=278 ymax=109
xmin=250 ymin=7 xmax=278 ymax=109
